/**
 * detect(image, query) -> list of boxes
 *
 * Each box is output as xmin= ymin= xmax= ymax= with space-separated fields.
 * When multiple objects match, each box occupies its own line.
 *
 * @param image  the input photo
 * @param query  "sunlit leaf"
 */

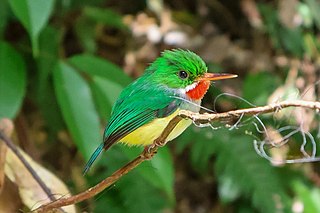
xmin=0 ymin=41 xmax=26 ymax=119
xmin=8 ymin=0 xmax=55 ymax=56
xmin=53 ymin=61 xmax=100 ymax=160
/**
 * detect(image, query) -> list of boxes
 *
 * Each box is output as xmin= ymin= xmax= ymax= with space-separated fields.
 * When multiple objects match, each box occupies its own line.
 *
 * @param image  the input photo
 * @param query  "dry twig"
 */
xmin=0 ymin=121 xmax=56 ymax=202
xmin=0 ymin=119 xmax=12 ymax=192
xmin=31 ymin=100 xmax=319 ymax=212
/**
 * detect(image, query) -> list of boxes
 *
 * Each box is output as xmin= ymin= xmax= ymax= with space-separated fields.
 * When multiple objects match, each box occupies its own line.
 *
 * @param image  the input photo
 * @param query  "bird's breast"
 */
xmin=120 ymin=108 xmax=192 ymax=146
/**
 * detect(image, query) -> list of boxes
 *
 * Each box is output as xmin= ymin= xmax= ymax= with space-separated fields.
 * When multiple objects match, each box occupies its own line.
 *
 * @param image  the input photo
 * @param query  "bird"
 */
xmin=83 ymin=49 xmax=237 ymax=174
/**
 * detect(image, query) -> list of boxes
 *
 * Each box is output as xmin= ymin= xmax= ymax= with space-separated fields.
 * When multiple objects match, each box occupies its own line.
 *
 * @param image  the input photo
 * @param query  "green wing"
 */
xmin=103 ymin=83 xmax=181 ymax=149
xmin=83 ymin=78 xmax=181 ymax=174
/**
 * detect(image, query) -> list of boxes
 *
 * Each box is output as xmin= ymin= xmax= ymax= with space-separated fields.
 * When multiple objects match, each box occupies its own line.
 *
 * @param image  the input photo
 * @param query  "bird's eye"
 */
xmin=178 ymin=70 xmax=188 ymax=79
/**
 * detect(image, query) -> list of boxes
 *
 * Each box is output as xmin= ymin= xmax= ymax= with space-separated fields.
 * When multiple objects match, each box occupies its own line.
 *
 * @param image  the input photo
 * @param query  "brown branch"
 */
xmin=33 ymin=116 xmax=183 ymax=213
xmin=34 ymin=100 xmax=320 ymax=212
xmin=178 ymin=100 xmax=320 ymax=122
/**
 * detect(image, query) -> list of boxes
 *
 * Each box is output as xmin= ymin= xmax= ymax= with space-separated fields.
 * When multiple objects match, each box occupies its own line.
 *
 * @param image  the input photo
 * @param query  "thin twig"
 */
xmin=0 ymin=119 xmax=12 ymax=193
xmin=0 ymin=129 xmax=56 ymax=202
xmin=34 ymin=100 xmax=320 ymax=212
xmin=178 ymin=100 xmax=320 ymax=122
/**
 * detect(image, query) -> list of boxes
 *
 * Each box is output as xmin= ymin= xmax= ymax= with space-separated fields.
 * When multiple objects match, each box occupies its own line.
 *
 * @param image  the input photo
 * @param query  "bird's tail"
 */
xmin=83 ymin=143 xmax=104 ymax=175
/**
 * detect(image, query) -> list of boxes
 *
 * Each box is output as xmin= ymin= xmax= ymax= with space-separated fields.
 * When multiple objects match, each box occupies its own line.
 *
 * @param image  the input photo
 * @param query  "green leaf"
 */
xmin=87 ymin=146 xmax=171 ymax=213
xmin=37 ymin=26 xmax=60 ymax=93
xmin=259 ymin=3 xmax=304 ymax=57
xmin=0 ymin=41 xmax=26 ymax=119
xmin=87 ymin=144 xmax=175 ymax=204
xmin=115 ymin=173 xmax=168 ymax=213
xmin=94 ymin=168 xmax=167 ymax=213
xmin=122 ymin=147 xmax=175 ymax=203
xmin=292 ymin=180 xmax=320 ymax=213
xmin=144 ymin=147 xmax=175 ymax=203
xmin=90 ymin=76 xmax=123 ymax=119
xmin=36 ymin=26 xmax=64 ymax=134
xmin=8 ymin=0 xmax=55 ymax=56
xmin=279 ymin=27 xmax=304 ymax=57
xmin=176 ymin=126 xmax=220 ymax=173
xmin=53 ymin=61 xmax=100 ymax=160
xmin=59 ymin=0 xmax=106 ymax=11
xmin=69 ymin=54 xmax=131 ymax=86
xmin=218 ymin=174 xmax=241 ymax=203
xmin=242 ymin=72 xmax=280 ymax=106
xmin=190 ymin=129 xmax=217 ymax=172
xmin=298 ymin=3 xmax=313 ymax=28
xmin=83 ymin=6 xmax=125 ymax=29
xmin=305 ymin=0 xmax=320 ymax=29
xmin=0 ymin=0 xmax=9 ymax=38
xmin=174 ymin=127 xmax=195 ymax=153
xmin=303 ymin=33 xmax=320 ymax=59
xmin=258 ymin=4 xmax=281 ymax=49
xmin=74 ymin=16 xmax=97 ymax=53
xmin=214 ymin=130 xmax=290 ymax=213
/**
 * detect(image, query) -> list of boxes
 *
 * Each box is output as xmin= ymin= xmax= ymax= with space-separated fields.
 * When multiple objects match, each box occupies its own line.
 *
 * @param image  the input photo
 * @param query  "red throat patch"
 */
xmin=186 ymin=80 xmax=210 ymax=100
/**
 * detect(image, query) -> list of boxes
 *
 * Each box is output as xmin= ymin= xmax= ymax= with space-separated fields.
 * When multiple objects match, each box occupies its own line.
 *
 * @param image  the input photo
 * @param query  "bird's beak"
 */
xmin=198 ymin=73 xmax=238 ymax=81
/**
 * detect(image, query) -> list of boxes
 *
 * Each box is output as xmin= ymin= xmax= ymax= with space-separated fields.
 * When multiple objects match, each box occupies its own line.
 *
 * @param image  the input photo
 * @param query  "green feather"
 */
xmin=104 ymin=49 xmax=207 ymax=146
xmin=104 ymin=80 xmax=181 ymax=147
xmin=84 ymin=49 xmax=207 ymax=173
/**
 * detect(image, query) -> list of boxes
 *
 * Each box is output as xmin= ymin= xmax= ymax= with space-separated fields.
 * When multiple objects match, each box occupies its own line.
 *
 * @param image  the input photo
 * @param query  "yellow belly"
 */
xmin=120 ymin=109 xmax=191 ymax=146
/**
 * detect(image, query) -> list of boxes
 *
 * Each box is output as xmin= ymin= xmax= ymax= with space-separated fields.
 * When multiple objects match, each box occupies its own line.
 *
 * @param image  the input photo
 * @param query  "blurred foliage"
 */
xmin=0 ymin=0 xmax=320 ymax=212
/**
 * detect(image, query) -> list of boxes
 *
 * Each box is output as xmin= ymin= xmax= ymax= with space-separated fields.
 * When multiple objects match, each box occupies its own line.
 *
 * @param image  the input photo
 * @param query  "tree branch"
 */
xmin=178 ymin=100 xmax=320 ymax=122
xmin=34 ymin=100 xmax=320 ymax=212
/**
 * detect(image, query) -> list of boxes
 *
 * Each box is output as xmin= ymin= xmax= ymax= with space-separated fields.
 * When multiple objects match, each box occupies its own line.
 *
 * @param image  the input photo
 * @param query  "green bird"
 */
xmin=83 ymin=49 xmax=237 ymax=174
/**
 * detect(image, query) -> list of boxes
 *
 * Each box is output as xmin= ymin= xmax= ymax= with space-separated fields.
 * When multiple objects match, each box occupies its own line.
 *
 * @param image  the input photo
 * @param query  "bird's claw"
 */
xmin=154 ymin=139 xmax=166 ymax=147
xmin=143 ymin=145 xmax=157 ymax=159
xmin=143 ymin=140 xmax=166 ymax=159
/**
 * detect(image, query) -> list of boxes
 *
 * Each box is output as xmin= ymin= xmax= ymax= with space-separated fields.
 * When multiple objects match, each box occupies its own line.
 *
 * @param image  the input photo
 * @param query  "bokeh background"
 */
xmin=0 ymin=0 xmax=320 ymax=212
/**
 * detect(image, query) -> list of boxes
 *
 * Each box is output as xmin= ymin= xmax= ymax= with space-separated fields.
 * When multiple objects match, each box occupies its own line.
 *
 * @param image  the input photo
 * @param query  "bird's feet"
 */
xmin=143 ymin=139 xmax=166 ymax=159
xmin=143 ymin=145 xmax=157 ymax=159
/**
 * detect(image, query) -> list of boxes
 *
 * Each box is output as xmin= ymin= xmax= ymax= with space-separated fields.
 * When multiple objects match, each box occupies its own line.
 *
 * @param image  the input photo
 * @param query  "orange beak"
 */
xmin=197 ymin=73 xmax=238 ymax=81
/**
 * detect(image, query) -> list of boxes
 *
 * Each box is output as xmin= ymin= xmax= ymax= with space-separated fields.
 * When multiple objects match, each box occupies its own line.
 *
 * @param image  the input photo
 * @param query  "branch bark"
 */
xmin=34 ymin=100 xmax=320 ymax=212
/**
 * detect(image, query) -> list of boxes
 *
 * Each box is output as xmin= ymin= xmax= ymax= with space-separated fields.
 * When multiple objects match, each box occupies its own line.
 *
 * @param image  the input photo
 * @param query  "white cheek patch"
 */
xmin=175 ymin=82 xmax=199 ymax=97
xmin=185 ymin=82 xmax=199 ymax=92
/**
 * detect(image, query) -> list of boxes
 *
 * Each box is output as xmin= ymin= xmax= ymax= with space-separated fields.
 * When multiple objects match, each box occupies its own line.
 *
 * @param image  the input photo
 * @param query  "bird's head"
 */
xmin=147 ymin=49 xmax=237 ymax=100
